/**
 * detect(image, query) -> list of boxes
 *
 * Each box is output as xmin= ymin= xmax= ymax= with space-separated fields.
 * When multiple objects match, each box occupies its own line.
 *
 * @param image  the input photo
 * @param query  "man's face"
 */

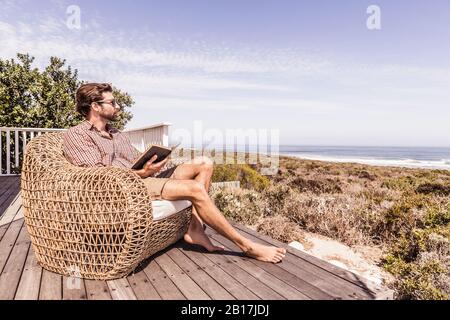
xmin=94 ymin=91 xmax=120 ymax=121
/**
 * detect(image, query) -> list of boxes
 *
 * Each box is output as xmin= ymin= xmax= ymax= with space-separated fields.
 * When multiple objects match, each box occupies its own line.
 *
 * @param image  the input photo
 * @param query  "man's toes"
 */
xmin=273 ymin=256 xmax=282 ymax=263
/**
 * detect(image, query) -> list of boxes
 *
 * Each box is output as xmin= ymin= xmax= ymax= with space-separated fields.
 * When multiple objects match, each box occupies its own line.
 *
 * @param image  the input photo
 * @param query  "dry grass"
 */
xmin=211 ymin=155 xmax=450 ymax=300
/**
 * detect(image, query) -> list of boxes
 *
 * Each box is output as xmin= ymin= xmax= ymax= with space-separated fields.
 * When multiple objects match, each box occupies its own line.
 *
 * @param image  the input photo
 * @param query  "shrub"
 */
xmin=261 ymin=183 xmax=293 ymax=216
xmin=257 ymin=215 xmax=305 ymax=244
xmin=416 ymin=183 xmax=450 ymax=196
xmin=383 ymin=253 xmax=448 ymax=300
xmin=211 ymin=188 xmax=265 ymax=226
xmin=288 ymin=177 xmax=342 ymax=194
xmin=374 ymin=193 xmax=428 ymax=241
xmin=383 ymin=227 xmax=450 ymax=299
xmin=212 ymin=164 xmax=271 ymax=191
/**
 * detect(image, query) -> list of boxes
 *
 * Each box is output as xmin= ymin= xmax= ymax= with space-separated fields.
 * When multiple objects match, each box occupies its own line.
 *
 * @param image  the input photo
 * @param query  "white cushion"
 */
xmin=151 ymin=199 xmax=192 ymax=221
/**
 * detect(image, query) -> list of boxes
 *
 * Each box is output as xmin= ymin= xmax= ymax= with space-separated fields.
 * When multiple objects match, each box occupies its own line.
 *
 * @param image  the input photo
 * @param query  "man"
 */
xmin=63 ymin=83 xmax=286 ymax=263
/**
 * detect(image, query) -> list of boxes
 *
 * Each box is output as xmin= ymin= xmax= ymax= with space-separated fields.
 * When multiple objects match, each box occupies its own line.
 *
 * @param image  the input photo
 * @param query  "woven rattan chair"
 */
xmin=20 ymin=132 xmax=192 ymax=280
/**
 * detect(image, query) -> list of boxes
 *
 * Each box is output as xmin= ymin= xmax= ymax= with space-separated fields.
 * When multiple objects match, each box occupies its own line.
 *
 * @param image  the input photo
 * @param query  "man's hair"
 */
xmin=75 ymin=83 xmax=113 ymax=117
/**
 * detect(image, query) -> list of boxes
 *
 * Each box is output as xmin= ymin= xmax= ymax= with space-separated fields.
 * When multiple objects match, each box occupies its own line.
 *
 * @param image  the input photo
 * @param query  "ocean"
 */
xmin=192 ymin=144 xmax=450 ymax=170
xmin=278 ymin=146 xmax=450 ymax=170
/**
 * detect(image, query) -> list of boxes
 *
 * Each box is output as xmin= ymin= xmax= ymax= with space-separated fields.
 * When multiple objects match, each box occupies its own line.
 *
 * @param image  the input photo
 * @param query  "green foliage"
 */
xmin=212 ymin=164 xmax=271 ymax=191
xmin=382 ymin=175 xmax=439 ymax=192
xmin=0 ymin=53 xmax=134 ymax=129
xmin=374 ymin=193 xmax=427 ymax=240
xmin=384 ymin=226 xmax=450 ymax=300
xmin=0 ymin=53 xmax=135 ymax=173
xmin=383 ymin=253 xmax=448 ymax=300
xmin=212 ymin=189 xmax=263 ymax=225
xmin=424 ymin=205 xmax=450 ymax=228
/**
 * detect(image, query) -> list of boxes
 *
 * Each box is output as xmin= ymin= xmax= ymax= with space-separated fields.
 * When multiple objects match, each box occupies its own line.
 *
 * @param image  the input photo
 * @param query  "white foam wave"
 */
xmin=283 ymin=153 xmax=450 ymax=170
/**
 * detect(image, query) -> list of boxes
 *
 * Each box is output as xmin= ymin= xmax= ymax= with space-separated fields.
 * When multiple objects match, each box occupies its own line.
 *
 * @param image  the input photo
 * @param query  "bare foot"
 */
xmin=243 ymin=242 xmax=286 ymax=263
xmin=184 ymin=227 xmax=224 ymax=252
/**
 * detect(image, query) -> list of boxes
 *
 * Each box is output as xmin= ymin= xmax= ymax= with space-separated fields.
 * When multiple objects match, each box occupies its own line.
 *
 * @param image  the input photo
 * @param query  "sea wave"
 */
xmin=282 ymin=153 xmax=450 ymax=170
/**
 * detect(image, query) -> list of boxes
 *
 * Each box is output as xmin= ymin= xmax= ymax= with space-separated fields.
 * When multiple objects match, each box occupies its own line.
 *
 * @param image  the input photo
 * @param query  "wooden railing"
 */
xmin=122 ymin=122 xmax=171 ymax=152
xmin=0 ymin=127 xmax=67 ymax=176
xmin=0 ymin=123 xmax=171 ymax=176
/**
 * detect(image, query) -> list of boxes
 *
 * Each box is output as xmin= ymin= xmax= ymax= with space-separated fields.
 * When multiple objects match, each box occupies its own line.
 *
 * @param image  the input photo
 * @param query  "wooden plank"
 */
xmin=232 ymin=224 xmax=390 ymax=299
xmin=0 ymin=224 xmax=9 ymax=242
xmin=39 ymin=269 xmax=62 ymax=300
xmin=127 ymin=270 xmax=161 ymax=300
xmin=14 ymin=204 xmax=24 ymax=221
xmin=231 ymin=226 xmax=378 ymax=299
xmin=167 ymin=248 xmax=235 ymax=300
xmin=143 ymin=259 xmax=186 ymax=300
xmin=208 ymin=231 xmax=344 ymax=300
xmin=210 ymin=181 xmax=240 ymax=191
xmin=0 ymin=193 xmax=22 ymax=227
xmin=154 ymin=253 xmax=211 ymax=300
xmin=0 ymin=177 xmax=16 ymax=197
xmin=0 ymin=194 xmax=22 ymax=244
xmin=62 ymin=275 xmax=87 ymax=300
xmin=0 ymin=132 xmax=2 ymax=174
xmin=107 ymin=278 xmax=137 ymax=300
xmin=178 ymin=244 xmax=260 ymax=300
xmin=15 ymin=246 xmax=43 ymax=300
xmin=206 ymin=235 xmax=310 ymax=300
xmin=0 ymin=180 xmax=20 ymax=218
xmin=0 ymin=188 xmax=20 ymax=218
xmin=200 ymin=247 xmax=286 ymax=300
xmin=85 ymin=280 xmax=112 ymax=300
xmin=0 ymin=219 xmax=24 ymax=273
xmin=0 ymin=224 xmax=31 ymax=299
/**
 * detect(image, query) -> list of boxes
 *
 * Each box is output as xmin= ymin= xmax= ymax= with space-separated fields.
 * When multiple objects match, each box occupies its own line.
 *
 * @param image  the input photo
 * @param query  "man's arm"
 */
xmin=63 ymin=129 xmax=105 ymax=167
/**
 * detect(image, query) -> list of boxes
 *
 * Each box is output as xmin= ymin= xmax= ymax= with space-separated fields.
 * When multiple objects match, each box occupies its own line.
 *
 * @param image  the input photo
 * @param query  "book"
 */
xmin=131 ymin=142 xmax=181 ymax=170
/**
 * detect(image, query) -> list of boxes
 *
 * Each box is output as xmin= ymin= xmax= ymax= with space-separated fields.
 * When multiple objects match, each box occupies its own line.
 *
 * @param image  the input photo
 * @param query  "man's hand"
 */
xmin=134 ymin=155 xmax=170 ymax=179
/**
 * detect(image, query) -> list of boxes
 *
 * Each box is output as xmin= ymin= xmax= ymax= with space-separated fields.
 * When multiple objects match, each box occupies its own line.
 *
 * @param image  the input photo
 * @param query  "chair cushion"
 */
xmin=151 ymin=199 xmax=192 ymax=221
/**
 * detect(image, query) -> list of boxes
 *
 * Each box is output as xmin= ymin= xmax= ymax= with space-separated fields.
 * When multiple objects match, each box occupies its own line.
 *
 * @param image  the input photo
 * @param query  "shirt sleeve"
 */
xmin=132 ymin=145 xmax=142 ymax=161
xmin=121 ymin=134 xmax=142 ymax=162
xmin=63 ymin=128 xmax=105 ymax=167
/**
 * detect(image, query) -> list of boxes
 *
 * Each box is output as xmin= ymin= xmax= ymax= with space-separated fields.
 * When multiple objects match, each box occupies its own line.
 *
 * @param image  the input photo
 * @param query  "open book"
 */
xmin=131 ymin=142 xmax=181 ymax=170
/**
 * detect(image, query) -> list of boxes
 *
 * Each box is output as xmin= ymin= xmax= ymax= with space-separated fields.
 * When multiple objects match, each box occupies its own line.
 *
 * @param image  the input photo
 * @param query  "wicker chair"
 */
xmin=20 ymin=132 xmax=192 ymax=280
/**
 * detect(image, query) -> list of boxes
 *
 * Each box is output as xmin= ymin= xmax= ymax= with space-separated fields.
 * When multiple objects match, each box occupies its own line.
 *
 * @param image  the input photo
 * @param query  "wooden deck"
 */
xmin=0 ymin=176 xmax=393 ymax=300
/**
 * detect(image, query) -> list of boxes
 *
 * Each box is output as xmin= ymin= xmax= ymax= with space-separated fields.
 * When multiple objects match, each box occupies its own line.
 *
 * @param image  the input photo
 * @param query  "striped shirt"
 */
xmin=63 ymin=120 xmax=142 ymax=169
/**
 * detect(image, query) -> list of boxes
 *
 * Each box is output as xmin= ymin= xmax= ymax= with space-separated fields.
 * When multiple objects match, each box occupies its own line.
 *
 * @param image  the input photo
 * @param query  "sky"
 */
xmin=0 ymin=0 xmax=449 ymax=147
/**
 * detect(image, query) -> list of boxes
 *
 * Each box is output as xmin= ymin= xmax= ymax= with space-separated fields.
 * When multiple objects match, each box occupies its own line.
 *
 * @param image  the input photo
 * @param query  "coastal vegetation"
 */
xmin=211 ymin=155 xmax=450 ymax=300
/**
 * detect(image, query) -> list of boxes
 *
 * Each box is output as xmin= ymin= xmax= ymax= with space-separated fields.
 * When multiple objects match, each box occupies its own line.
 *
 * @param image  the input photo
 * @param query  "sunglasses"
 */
xmin=95 ymin=99 xmax=121 ymax=109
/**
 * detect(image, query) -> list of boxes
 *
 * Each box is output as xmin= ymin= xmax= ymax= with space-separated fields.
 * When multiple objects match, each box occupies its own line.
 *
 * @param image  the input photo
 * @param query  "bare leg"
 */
xmin=171 ymin=156 xmax=214 ymax=225
xmin=170 ymin=156 xmax=223 ymax=252
xmin=161 ymin=179 xmax=286 ymax=263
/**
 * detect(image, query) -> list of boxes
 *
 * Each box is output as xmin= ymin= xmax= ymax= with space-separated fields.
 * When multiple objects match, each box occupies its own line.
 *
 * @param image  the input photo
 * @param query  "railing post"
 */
xmin=15 ymin=130 xmax=19 ymax=169
xmin=22 ymin=131 xmax=26 ymax=158
xmin=162 ymin=125 xmax=169 ymax=147
xmin=6 ymin=129 xmax=10 ymax=175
